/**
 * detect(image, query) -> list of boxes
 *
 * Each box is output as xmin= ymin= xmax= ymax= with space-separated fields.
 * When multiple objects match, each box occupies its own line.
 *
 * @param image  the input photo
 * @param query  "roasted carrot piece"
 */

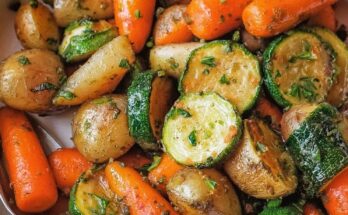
xmin=48 ymin=148 xmax=92 ymax=195
xmin=322 ymin=166 xmax=348 ymax=215
xmin=117 ymin=147 xmax=151 ymax=169
xmin=242 ymin=0 xmax=337 ymax=37
xmin=0 ymin=107 xmax=57 ymax=213
xmin=154 ymin=4 xmax=193 ymax=46
xmin=186 ymin=0 xmax=252 ymax=40
xmin=114 ymin=0 xmax=156 ymax=53
xmin=148 ymin=153 xmax=183 ymax=193
xmin=254 ymin=97 xmax=282 ymax=131
xmin=308 ymin=6 xmax=337 ymax=32
xmin=105 ymin=161 xmax=178 ymax=215
xmin=304 ymin=202 xmax=322 ymax=215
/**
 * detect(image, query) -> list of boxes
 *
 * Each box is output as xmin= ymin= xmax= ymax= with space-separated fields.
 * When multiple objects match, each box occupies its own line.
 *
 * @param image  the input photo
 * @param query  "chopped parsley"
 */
xmin=92 ymin=96 xmax=112 ymax=105
xmin=119 ymin=58 xmax=130 ymax=69
xmin=56 ymin=90 xmax=76 ymax=100
xmin=29 ymin=0 xmax=38 ymax=8
xmin=201 ymin=56 xmax=216 ymax=67
xmin=167 ymin=57 xmax=179 ymax=69
xmin=289 ymin=41 xmax=316 ymax=63
xmin=134 ymin=9 xmax=142 ymax=19
xmin=147 ymin=155 xmax=162 ymax=172
xmin=274 ymin=70 xmax=282 ymax=78
xmin=171 ymin=108 xmax=192 ymax=118
xmin=188 ymin=130 xmax=197 ymax=146
xmin=31 ymin=82 xmax=57 ymax=92
xmin=203 ymin=69 xmax=210 ymax=75
xmin=88 ymin=193 xmax=109 ymax=215
xmin=288 ymin=77 xmax=319 ymax=102
xmin=219 ymin=74 xmax=230 ymax=85
xmin=18 ymin=56 xmax=31 ymax=65
xmin=256 ymin=142 xmax=268 ymax=153
xmin=205 ymin=178 xmax=217 ymax=189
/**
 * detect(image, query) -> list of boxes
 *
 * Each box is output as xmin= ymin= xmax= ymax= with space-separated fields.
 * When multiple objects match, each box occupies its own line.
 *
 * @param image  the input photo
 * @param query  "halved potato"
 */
xmin=167 ymin=168 xmax=242 ymax=215
xmin=15 ymin=2 xmax=60 ymax=50
xmin=53 ymin=0 xmax=114 ymax=27
xmin=224 ymin=118 xmax=298 ymax=199
xmin=53 ymin=36 xmax=135 ymax=106
xmin=0 ymin=49 xmax=65 ymax=112
xmin=72 ymin=94 xmax=135 ymax=163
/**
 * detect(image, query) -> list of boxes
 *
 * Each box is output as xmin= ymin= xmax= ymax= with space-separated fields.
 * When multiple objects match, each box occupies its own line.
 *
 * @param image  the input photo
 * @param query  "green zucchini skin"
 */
xmin=69 ymin=174 xmax=83 ymax=215
xmin=59 ymin=19 xmax=117 ymax=62
xmin=162 ymin=92 xmax=242 ymax=168
xmin=263 ymin=30 xmax=337 ymax=108
xmin=285 ymin=103 xmax=348 ymax=197
xmin=127 ymin=71 xmax=157 ymax=149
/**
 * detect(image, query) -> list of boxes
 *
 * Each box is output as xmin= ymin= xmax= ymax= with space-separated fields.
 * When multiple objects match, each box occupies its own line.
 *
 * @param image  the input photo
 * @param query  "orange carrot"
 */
xmin=254 ymin=97 xmax=282 ymax=130
xmin=105 ymin=161 xmax=178 ymax=215
xmin=48 ymin=148 xmax=92 ymax=195
xmin=242 ymin=0 xmax=337 ymax=37
xmin=154 ymin=4 xmax=193 ymax=45
xmin=308 ymin=6 xmax=337 ymax=32
xmin=304 ymin=202 xmax=322 ymax=215
xmin=114 ymin=0 xmax=156 ymax=53
xmin=117 ymin=147 xmax=151 ymax=169
xmin=322 ymin=166 xmax=348 ymax=215
xmin=0 ymin=107 xmax=57 ymax=213
xmin=148 ymin=153 xmax=183 ymax=193
xmin=186 ymin=0 xmax=252 ymax=40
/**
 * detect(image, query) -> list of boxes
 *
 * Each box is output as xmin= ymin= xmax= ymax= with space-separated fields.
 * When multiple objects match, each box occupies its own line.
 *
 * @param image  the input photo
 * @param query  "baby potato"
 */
xmin=167 ymin=168 xmax=242 ymax=215
xmin=15 ymin=2 xmax=60 ymax=51
xmin=72 ymin=95 xmax=135 ymax=163
xmin=54 ymin=0 xmax=114 ymax=27
xmin=0 ymin=49 xmax=65 ymax=112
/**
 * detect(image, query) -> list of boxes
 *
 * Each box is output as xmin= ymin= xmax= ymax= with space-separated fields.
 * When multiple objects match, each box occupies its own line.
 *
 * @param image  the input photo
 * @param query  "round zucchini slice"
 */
xmin=69 ymin=167 xmax=129 ymax=215
xmin=224 ymin=118 xmax=298 ymax=199
xmin=127 ymin=71 xmax=177 ymax=151
xmin=162 ymin=93 xmax=242 ymax=168
xmin=263 ymin=30 xmax=337 ymax=108
xmin=281 ymin=103 xmax=348 ymax=197
xmin=179 ymin=41 xmax=261 ymax=113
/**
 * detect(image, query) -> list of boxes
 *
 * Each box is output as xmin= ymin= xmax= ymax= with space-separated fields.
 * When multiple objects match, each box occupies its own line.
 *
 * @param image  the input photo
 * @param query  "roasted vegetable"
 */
xmin=0 ymin=49 xmax=65 ymax=112
xmin=259 ymin=199 xmax=304 ymax=215
xmin=53 ymin=36 xmax=135 ymax=106
xmin=281 ymin=103 xmax=348 ymax=197
xmin=224 ymin=118 xmax=297 ymax=199
xmin=263 ymin=30 xmax=337 ymax=108
xmin=180 ymin=41 xmax=261 ymax=113
xmin=15 ymin=1 xmax=60 ymax=50
xmin=167 ymin=168 xmax=242 ymax=215
xmin=162 ymin=93 xmax=242 ymax=168
xmin=59 ymin=19 xmax=118 ymax=62
xmin=53 ymin=0 xmax=114 ymax=27
xmin=72 ymin=95 xmax=135 ymax=163
xmin=149 ymin=42 xmax=204 ymax=78
xmin=127 ymin=71 xmax=177 ymax=151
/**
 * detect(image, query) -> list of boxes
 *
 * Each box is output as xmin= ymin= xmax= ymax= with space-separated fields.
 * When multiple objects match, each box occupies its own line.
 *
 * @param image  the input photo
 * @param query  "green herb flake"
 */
xmin=188 ymin=130 xmax=197 ymax=146
xmin=31 ymin=82 xmax=57 ymax=93
xmin=289 ymin=40 xmax=317 ymax=63
xmin=18 ymin=56 xmax=31 ymax=65
xmin=203 ymin=69 xmax=210 ymax=75
xmin=172 ymin=108 xmax=192 ymax=118
xmin=232 ymin=30 xmax=240 ymax=42
xmin=205 ymin=178 xmax=217 ymax=189
xmin=119 ymin=58 xmax=130 ymax=69
xmin=46 ymin=38 xmax=57 ymax=46
xmin=92 ymin=96 xmax=112 ymax=105
xmin=84 ymin=120 xmax=92 ymax=131
xmin=29 ymin=0 xmax=38 ymax=8
xmin=256 ymin=142 xmax=268 ymax=153
xmin=88 ymin=193 xmax=109 ymax=215
xmin=134 ymin=9 xmax=142 ymax=19
xmin=201 ymin=56 xmax=216 ymax=67
xmin=157 ymin=70 xmax=166 ymax=77
xmin=57 ymin=90 xmax=76 ymax=100
xmin=274 ymin=69 xmax=282 ymax=78
xmin=288 ymin=77 xmax=318 ymax=102
xmin=167 ymin=57 xmax=179 ymax=69
xmin=147 ymin=155 xmax=162 ymax=172
xmin=219 ymin=74 xmax=230 ymax=85
xmin=146 ymin=38 xmax=154 ymax=48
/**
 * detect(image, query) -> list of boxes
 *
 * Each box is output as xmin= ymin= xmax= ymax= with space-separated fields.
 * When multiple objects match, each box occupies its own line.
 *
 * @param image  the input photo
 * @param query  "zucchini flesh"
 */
xmin=309 ymin=27 xmax=348 ymax=108
xmin=285 ymin=103 xmax=348 ymax=197
xmin=263 ymin=31 xmax=337 ymax=108
xmin=69 ymin=168 xmax=129 ymax=215
xmin=162 ymin=93 xmax=242 ymax=168
xmin=127 ymin=71 xmax=177 ymax=151
xmin=180 ymin=41 xmax=261 ymax=113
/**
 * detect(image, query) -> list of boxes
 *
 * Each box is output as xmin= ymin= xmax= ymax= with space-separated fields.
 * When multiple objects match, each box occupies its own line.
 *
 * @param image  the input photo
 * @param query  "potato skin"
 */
xmin=167 ymin=168 xmax=242 ymax=215
xmin=0 ymin=49 xmax=65 ymax=112
xmin=72 ymin=95 xmax=135 ymax=163
xmin=54 ymin=0 xmax=114 ymax=27
xmin=15 ymin=2 xmax=60 ymax=51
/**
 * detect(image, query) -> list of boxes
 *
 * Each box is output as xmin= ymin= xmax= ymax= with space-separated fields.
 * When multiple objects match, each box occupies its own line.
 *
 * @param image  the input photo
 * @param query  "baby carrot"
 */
xmin=0 ymin=107 xmax=57 ymax=213
xmin=242 ymin=0 xmax=337 ymax=37
xmin=154 ymin=4 xmax=193 ymax=46
xmin=114 ymin=0 xmax=156 ymax=53
xmin=186 ymin=0 xmax=252 ymax=40
xmin=105 ymin=161 xmax=178 ymax=215
xmin=308 ymin=6 xmax=337 ymax=32
xmin=48 ymin=148 xmax=92 ymax=195
xmin=148 ymin=153 xmax=183 ymax=193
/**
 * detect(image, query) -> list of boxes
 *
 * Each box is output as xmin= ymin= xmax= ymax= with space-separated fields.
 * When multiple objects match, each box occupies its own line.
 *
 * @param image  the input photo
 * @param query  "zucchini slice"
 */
xmin=179 ymin=41 xmax=261 ymax=113
xmin=309 ymin=27 xmax=348 ymax=108
xmin=263 ymin=30 xmax=337 ymax=108
xmin=59 ymin=19 xmax=118 ymax=63
xmin=69 ymin=167 xmax=129 ymax=215
xmin=224 ymin=118 xmax=297 ymax=199
xmin=162 ymin=93 xmax=242 ymax=168
xmin=281 ymin=103 xmax=348 ymax=197
xmin=127 ymin=71 xmax=177 ymax=151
